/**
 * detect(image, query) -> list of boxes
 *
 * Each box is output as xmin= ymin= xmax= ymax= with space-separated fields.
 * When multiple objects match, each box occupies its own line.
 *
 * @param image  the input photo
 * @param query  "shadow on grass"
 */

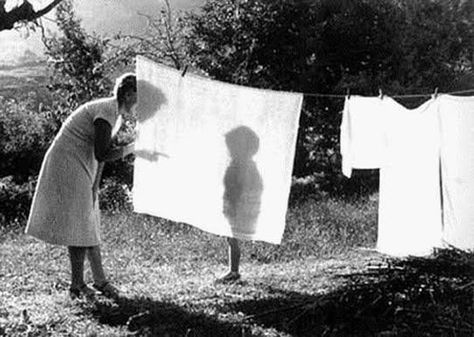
xmin=85 ymin=249 xmax=473 ymax=336
xmin=89 ymin=295 xmax=250 ymax=337
xmin=224 ymin=249 xmax=474 ymax=337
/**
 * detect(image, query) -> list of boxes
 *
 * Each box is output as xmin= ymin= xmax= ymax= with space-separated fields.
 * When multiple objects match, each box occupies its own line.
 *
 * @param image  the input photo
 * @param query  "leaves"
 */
xmin=0 ymin=95 xmax=54 ymax=180
xmin=43 ymin=0 xmax=112 ymax=110
xmin=181 ymin=0 xmax=473 ymax=186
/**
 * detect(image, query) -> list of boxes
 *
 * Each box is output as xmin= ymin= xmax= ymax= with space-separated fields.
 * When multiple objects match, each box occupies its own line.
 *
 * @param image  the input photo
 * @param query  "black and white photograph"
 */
xmin=0 ymin=0 xmax=473 ymax=336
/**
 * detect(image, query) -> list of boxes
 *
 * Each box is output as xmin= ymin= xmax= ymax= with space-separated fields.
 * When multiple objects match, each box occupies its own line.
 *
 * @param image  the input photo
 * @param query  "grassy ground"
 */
xmin=1 ymin=195 xmax=472 ymax=336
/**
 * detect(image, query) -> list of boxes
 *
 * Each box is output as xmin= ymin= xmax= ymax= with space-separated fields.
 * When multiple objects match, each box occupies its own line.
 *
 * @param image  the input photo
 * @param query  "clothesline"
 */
xmin=2 ymin=58 xmax=474 ymax=100
xmin=176 ymin=64 xmax=474 ymax=100
xmin=302 ymin=88 xmax=474 ymax=99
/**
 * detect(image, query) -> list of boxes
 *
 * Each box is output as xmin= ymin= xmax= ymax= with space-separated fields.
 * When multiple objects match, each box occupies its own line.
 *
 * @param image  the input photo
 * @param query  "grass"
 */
xmin=1 ymin=194 xmax=472 ymax=336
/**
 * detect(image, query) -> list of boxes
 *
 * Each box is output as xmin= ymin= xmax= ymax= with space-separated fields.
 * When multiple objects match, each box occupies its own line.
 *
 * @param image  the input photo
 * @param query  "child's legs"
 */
xmin=86 ymin=245 xmax=107 ymax=285
xmin=227 ymin=237 xmax=240 ymax=273
xmin=68 ymin=246 xmax=87 ymax=288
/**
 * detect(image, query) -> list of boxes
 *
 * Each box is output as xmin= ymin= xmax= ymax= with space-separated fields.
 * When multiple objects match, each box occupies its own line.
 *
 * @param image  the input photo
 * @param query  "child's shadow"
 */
xmin=223 ymin=126 xmax=263 ymax=237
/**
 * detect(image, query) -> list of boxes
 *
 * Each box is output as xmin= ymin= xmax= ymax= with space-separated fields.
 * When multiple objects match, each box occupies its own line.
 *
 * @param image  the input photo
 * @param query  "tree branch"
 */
xmin=0 ymin=0 xmax=63 ymax=31
xmin=31 ymin=0 xmax=63 ymax=20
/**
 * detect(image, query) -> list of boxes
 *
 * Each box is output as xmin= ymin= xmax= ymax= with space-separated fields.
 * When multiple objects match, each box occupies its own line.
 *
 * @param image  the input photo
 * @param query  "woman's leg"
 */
xmin=68 ymin=246 xmax=87 ymax=288
xmin=86 ymin=246 xmax=107 ymax=286
xmin=87 ymin=246 xmax=120 ymax=299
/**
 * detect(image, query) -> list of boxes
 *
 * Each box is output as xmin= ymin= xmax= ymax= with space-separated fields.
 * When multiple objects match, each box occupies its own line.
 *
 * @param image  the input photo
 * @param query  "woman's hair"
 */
xmin=114 ymin=73 xmax=137 ymax=106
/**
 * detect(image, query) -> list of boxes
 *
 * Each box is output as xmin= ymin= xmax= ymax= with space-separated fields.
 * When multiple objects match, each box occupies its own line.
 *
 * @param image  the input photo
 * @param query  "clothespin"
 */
xmin=181 ymin=65 xmax=188 ymax=77
xmin=378 ymin=88 xmax=384 ymax=100
xmin=433 ymin=87 xmax=439 ymax=99
xmin=346 ymin=88 xmax=351 ymax=100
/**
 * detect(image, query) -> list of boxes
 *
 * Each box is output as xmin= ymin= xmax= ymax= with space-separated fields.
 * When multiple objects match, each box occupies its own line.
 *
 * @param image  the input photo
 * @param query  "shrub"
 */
xmin=0 ymin=175 xmax=134 ymax=228
xmin=99 ymin=177 xmax=133 ymax=214
xmin=44 ymin=0 xmax=112 ymax=110
xmin=0 ymin=176 xmax=36 ymax=227
xmin=0 ymin=95 xmax=55 ymax=181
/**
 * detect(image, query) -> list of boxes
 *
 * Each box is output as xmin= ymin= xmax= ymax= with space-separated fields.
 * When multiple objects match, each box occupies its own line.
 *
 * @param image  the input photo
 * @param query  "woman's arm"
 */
xmin=94 ymin=118 xmax=134 ymax=162
xmin=92 ymin=162 xmax=105 ymax=204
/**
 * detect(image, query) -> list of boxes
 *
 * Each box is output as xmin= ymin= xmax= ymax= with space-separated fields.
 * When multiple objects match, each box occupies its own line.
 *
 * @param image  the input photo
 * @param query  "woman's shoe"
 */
xmin=93 ymin=281 xmax=120 ymax=300
xmin=69 ymin=283 xmax=96 ymax=300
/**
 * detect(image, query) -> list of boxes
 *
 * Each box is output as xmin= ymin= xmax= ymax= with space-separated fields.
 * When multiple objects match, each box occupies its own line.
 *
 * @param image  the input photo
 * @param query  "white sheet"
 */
xmin=340 ymin=96 xmax=386 ymax=177
xmin=133 ymin=56 xmax=303 ymax=244
xmin=438 ymin=95 xmax=474 ymax=251
xmin=377 ymin=97 xmax=443 ymax=256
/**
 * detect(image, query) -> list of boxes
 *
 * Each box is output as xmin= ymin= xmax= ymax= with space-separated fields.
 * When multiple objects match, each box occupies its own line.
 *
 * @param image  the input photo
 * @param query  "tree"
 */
xmin=183 ymin=0 xmax=473 ymax=193
xmin=43 ymin=0 xmax=111 ymax=124
xmin=0 ymin=0 xmax=62 ymax=31
xmin=115 ymin=0 xmax=190 ymax=71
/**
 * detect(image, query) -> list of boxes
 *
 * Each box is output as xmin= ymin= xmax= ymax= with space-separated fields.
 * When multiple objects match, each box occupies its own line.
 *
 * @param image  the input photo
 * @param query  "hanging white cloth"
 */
xmin=438 ymin=95 xmax=474 ymax=251
xmin=377 ymin=97 xmax=443 ymax=256
xmin=340 ymin=96 xmax=386 ymax=177
xmin=132 ymin=56 xmax=303 ymax=244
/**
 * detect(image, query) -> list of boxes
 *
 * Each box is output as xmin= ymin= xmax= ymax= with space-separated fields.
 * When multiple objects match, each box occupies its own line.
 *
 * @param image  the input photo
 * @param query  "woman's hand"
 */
xmin=134 ymin=149 xmax=169 ymax=161
xmin=123 ymin=142 xmax=135 ymax=157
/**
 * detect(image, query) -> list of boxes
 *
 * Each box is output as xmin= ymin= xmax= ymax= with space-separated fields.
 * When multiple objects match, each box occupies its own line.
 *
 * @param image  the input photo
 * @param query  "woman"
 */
xmin=25 ymin=73 xmax=137 ymax=299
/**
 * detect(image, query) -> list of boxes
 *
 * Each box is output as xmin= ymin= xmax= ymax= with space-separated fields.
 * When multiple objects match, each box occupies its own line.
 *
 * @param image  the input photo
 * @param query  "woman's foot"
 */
xmin=93 ymin=281 xmax=120 ymax=300
xmin=69 ymin=283 xmax=96 ymax=300
xmin=215 ymin=271 xmax=241 ymax=284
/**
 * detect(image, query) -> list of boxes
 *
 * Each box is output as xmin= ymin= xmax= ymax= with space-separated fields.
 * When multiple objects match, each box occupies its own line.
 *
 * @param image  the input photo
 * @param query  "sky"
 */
xmin=0 ymin=0 xmax=204 ymax=66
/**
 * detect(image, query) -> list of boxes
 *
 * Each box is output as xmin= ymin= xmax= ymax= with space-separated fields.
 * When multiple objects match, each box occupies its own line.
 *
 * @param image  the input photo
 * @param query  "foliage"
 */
xmin=0 ymin=176 xmax=133 ymax=228
xmin=182 ymin=0 xmax=473 ymax=192
xmin=185 ymin=0 xmax=314 ymax=89
xmin=0 ymin=95 xmax=55 ymax=180
xmin=99 ymin=177 xmax=133 ymax=214
xmin=42 ymin=0 xmax=112 ymax=127
xmin=116 ymin=0 xmax=190 ymax=70
xmin=390 ymin=0 xmax=474 ymax=93
xmin=0 ymin=176 xmax=36 ymax=226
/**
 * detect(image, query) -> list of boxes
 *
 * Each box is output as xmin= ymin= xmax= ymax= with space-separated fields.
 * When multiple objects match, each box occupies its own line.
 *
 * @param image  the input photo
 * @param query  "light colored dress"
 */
xmin=25 ymin=97 xmax=122 ymax=246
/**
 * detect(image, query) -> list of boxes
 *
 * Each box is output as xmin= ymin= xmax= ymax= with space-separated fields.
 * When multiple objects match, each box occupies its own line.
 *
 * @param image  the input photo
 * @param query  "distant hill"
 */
xmin=0 ymin=60 xmax=46 ymax=70
xmin=0 ymin=46 xmax=46 ymax=69
xmin=0 ymin=63 xmax=48 ymax=100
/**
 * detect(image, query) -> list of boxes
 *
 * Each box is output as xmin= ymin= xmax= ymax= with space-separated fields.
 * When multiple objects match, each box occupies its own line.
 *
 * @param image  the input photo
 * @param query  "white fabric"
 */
xmin=438 ymin=95 xmax=474 ymax=251
xmin=340 ymin=96 xmax=386 ymax=177
xmin=133 ymin=56 xmax=303 ymax=244
xmin=377 ymin=97 xmax=443 ymax=256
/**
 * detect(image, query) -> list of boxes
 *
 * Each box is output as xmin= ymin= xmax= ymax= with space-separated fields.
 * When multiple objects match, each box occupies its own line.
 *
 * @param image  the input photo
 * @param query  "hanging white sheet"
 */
xmin=132 ymin=56 xmax=303 ymax=244
xmin=438 ymin=95 xmax=474 ymax=251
